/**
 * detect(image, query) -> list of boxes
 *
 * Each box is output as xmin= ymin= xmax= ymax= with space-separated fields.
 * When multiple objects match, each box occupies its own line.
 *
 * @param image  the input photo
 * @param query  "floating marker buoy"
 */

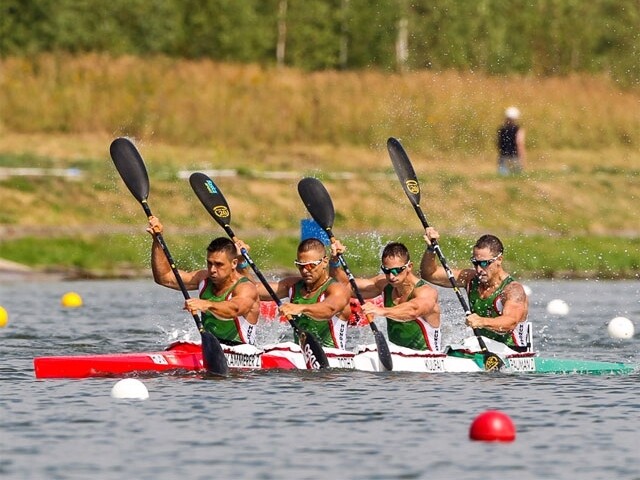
xmin=61 ymin=292 xmax=83 ymax=308
xmin=0 ymin=306 xmax=8 ymax=327
xmin=607 ymin=317 xmax=634 ymax=339
xmin=469 ymin=410 xmax=516 ymax=442
xmin=546 ymin=299 xmax=569 ymax=316
xmin=110 ymin=378 xmax=149 ymax=400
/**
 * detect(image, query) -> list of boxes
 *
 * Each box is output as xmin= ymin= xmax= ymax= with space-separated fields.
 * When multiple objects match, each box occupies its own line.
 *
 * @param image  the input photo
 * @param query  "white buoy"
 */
xmin=522 ymin=284 xmax=532 ymax=296
xmin=607 ymin=317 xmax=635 ymax=339
xmin=546 ymin=299 xmax=569 ymax=316
xmin=110 ymin=378 xmax=149 ymax=400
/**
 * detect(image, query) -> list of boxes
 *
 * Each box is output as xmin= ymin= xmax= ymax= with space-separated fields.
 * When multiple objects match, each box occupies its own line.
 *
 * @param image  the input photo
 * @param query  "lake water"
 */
xmin=1 ymin=278 xmax=639 ymax=479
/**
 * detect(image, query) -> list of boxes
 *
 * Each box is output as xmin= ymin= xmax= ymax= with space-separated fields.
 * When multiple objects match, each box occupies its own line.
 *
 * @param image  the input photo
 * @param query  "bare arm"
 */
xmin=516 ymin=127 xmax=526 ymax=164
xmin=329 ymin=264 xmax=383 ymax=299
xmin=279 ymin=281 xmax=351 ymax=321
xmin=148 ymin=217 xmax=203 ymax=290
xmin=466 ymin=282 xmax=528 ymax=332
xmin=362 ymin=282 xmax=441 ymax=328
xmin=185 ymin=279 xmax=260 ymax=325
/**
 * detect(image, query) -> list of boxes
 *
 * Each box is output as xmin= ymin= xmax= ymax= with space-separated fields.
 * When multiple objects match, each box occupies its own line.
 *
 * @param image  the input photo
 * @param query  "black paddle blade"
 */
xmin=297 ymin=178 xmax=335 ymax=232
xmin=189 ymin=172 xmax=232 ymax=228
xmin=109 ymin=137 xmax=150 ymax=203
xmin=387 ymin=137 xmax=421 ymax=206
xmin=298 ymin=330 xmax=330 ymax=369
xmin=483 ymin=352 xmax=504 ymax=371
xmin=201 ymin=331 xmax=230 ymax=376
xmin=372 ymin=329 xmax=393 ymax=371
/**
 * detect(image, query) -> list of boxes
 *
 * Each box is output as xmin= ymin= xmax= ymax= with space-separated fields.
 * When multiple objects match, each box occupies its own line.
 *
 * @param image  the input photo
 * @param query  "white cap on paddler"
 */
xmin=505 ymin=106 xmax=521 ymax=120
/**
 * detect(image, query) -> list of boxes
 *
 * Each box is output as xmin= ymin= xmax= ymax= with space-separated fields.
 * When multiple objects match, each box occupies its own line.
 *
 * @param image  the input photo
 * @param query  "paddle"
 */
xmin=386 ymin=136 xmax=504 ymax=371
xmin=109 ymin=137 xmax=229 ymax=376
xmin=188 ymin=172 xmax=330 ymax=369
xmin=297 ymin=177 xmax=394 ymax=371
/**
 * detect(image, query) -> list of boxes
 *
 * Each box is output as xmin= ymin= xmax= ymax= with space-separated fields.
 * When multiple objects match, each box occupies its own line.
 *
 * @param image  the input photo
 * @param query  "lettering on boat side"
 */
xmin=149 ymin=354 xmax=169 ymax=365
xmin=507 ymin=357 xmax=536 ymax=372
xmin=424 ymin=357 xmax=446 ymax=372
xmin=331 ymin=357 xmax=355 ymax=369
xmin=224 ymin=353 xmax=261 ymax=368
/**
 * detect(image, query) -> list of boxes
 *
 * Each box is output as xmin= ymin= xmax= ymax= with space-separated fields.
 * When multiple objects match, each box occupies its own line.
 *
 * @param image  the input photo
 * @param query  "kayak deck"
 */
xmin=33 ymin=339 xmax=637 ymax=379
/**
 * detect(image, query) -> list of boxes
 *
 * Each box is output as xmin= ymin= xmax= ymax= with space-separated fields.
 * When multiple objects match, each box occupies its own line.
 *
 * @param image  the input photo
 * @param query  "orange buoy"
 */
xmin=469 ymin=410 xmax=516 ymax=442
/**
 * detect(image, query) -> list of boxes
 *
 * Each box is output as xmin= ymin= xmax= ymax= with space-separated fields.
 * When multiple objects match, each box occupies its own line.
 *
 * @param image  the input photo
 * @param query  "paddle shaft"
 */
xmin=145 ymin=204 xmax=208 ymax=330
xmin=387 ymin=138 xmax=496 ymax=359
xmin=109 ymin=138 xmax=228 ymax=376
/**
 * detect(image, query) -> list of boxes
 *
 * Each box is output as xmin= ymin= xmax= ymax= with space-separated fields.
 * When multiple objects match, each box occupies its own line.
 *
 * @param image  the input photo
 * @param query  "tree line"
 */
xmin=1 ymin=0 xmax=639 ymax=85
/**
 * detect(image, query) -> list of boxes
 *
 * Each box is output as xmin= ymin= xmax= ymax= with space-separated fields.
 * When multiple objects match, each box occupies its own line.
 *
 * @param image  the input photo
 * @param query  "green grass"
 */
xmin=2 ymin=233 xmax=639 ymax=280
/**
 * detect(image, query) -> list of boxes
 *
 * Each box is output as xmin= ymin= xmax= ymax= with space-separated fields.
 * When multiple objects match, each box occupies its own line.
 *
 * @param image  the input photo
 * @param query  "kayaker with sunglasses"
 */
xmin=239 ymin=237 xmax=352 ymax=350
xmin=420 ymin=228 xmax=530 ymax=351
xmin=330 ymin=241 xmax=441 ymax=352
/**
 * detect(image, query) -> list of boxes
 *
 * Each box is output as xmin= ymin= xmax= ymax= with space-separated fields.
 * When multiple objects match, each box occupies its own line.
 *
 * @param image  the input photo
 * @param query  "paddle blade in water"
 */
xmin=387 ymin=137 xmax=421 ymax=206
xmin=201 ymin=331 xmax=229 ymax=377
xmin=109 ymin=137 xmax=150 ymax=203
xmin=297 ymin=329 xmax=330 ymax=369
xmin=189 ymin=172 xmax=232 ymax=228
xmin=373 ymin=330 xmax=393 ymax=371
xmin=297 ymin=178 xmax=335 ymax=231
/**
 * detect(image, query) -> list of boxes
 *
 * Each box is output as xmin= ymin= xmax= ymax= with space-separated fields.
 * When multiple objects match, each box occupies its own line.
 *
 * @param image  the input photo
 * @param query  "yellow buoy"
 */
xmin=61 ymin=292 xmax=83 ymax=308
xmin=0 ymin=306 xmax=8 ymax=327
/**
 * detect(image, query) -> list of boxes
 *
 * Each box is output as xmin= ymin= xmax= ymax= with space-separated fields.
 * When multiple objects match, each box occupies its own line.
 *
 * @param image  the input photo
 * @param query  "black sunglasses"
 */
xmin=380 ymin=261 xmax=410 ymax=276
xmin=470 ymin=254 xmax=501 ymax=269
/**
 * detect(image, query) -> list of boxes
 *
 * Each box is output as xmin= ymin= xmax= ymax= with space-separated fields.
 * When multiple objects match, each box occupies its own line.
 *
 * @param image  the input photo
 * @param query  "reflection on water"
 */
xmin=1 ymin=278 xmax=639 ymax=479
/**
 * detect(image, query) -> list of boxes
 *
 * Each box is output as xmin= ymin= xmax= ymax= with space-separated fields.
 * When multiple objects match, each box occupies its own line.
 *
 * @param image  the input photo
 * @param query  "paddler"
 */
xmin=147 ymin=216 xmax=260 ymax=345
xmin=331 ymin=240 xmax=442 ymax=352
xmin=421 ymin=228 xmax=530 ymax=352
xmin=239 ymin=237 xmax=352 ymax=350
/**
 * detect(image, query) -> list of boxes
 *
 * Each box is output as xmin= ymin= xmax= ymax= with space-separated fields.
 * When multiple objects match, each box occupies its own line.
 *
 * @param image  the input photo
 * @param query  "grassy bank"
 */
xmin=1 ymin=233 xmax=639 ymax=280
xmin=0 ymin=55 xmax=639 ymax=279
xmin=1 ymin=54 xmax=639 ymax=153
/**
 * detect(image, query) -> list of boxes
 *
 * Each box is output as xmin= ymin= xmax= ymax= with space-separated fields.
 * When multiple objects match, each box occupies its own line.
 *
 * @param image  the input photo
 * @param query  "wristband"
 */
xmin=329 ymin=259 xmax=341 ymax=268
xmin=238 ymin=261 xmax=249 ymax=269
xmin=425 ymin=245 xmax=436 ymax=253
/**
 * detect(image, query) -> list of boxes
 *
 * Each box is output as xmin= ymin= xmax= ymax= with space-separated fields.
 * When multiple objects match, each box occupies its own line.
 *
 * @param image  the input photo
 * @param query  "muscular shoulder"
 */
xmin=327 ymin=280 xmax=351 ymax=298
xmin=503 ymin=281 xmax=527 ymax=304
xmin=414 ymin=280 xmax=438 ymax=299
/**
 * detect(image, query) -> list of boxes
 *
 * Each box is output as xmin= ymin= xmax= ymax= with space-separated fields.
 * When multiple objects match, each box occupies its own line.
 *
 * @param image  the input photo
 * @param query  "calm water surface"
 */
xmin=1 ymin=278 xmax=639 ymax=480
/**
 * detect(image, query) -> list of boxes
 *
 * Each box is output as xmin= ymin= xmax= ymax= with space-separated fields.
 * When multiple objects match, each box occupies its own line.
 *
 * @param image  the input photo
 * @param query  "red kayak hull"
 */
xmin=33 ymin=342 xmax=297 ymax=379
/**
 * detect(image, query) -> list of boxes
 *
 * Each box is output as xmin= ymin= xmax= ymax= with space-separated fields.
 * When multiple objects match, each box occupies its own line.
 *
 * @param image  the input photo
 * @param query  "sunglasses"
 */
xmin=470 ymin=254 xmax=502 ymax=269
xmin=294 ymin=256 xmax=326 ymax=270
xmin=380 ymin=261 xmax=410 ymax=276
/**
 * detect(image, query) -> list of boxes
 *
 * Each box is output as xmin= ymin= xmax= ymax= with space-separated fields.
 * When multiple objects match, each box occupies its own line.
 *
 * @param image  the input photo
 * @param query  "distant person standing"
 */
xmin=497 ymin=106 xmax=526 ymax=175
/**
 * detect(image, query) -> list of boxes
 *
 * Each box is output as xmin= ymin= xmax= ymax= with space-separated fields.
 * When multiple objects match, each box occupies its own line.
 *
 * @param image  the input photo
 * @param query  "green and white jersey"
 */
xmin=466 ymin=275 xmax=530 ymax=350
xmin=199 ymin=277 xmax=257 ymax=345
xmin=383 ymin=280 xmax=441 ymax=352
xmin=288 ymin=278 xmax=348 ymax=349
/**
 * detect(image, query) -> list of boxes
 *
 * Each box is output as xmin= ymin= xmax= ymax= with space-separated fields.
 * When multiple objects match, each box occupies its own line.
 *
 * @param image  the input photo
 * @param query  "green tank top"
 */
xmin=200 ymin=277 xmax=251 ymax=345
xmin=290 ymin=278 xmax=340 ymax=348
xmin=383 ymin=279 xmax=437 ymax=351
xmin=467 ymin=275 xmax=517 ymax=345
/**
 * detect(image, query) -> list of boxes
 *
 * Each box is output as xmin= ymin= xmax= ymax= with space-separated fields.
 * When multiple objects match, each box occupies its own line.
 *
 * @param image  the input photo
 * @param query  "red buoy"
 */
xmin=469 ymin=410 xmax=516 ymax=442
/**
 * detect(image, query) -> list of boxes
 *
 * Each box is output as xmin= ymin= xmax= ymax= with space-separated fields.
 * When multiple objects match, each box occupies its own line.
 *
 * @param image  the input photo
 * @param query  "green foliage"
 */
xmin=1 ymin=0 xmax=639 ymax=84
xmin=4 ymin=233 xmax=637 ymax=279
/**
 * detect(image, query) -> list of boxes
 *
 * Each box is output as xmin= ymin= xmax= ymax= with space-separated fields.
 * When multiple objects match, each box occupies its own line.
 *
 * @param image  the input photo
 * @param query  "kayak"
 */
xmin=33 ymin=336 xmax=637 ymax=379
